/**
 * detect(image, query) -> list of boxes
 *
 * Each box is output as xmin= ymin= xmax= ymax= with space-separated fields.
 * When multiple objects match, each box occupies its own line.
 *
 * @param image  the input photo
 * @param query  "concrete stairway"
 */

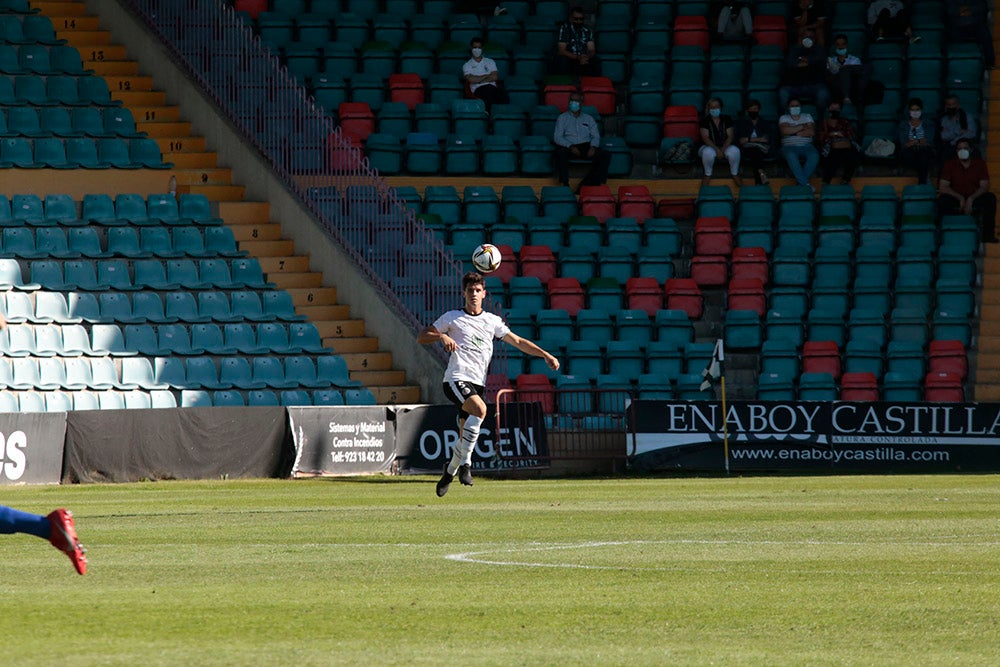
xmin=32 ymin=0 xmax=422 ymax=404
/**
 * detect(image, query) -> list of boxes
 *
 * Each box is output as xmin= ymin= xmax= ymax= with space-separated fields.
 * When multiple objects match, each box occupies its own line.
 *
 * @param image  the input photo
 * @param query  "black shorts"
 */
xmin=442 ymin=380 xmax=484 ymax=415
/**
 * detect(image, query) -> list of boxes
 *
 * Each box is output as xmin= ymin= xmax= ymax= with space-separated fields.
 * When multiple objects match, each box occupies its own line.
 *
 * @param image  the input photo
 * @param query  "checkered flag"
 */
xmin=700 ymin=339 xmax=724 ymax=391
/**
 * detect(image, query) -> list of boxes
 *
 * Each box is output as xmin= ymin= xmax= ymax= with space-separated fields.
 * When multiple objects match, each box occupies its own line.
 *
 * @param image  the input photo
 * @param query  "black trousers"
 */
xmin=939 ymin=192 xmax=998 ymax=242
xmin=821 ymin=146 xmax=859 ymax=183
xmin=555 ymin=143 xmax=611 ymax=186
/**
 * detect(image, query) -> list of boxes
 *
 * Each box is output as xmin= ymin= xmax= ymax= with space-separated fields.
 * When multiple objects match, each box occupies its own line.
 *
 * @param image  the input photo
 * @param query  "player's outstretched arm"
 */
xmin=503 ymin=332 xmax=560 ymax=371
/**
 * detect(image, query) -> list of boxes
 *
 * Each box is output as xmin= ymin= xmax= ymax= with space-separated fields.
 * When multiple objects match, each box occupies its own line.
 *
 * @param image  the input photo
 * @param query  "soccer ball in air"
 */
xmin=471 ymin=243 xmax=502 ymax=274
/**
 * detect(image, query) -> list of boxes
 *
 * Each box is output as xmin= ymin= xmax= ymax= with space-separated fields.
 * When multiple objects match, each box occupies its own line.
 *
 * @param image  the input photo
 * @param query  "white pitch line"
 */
xmin=444 ymin=539 xmax=1000 ymax=573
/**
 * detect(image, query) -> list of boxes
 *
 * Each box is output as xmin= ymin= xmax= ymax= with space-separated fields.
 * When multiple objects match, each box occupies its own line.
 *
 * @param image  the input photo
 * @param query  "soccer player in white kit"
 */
xmin=418 ymin=272 xmax=560 ymax=496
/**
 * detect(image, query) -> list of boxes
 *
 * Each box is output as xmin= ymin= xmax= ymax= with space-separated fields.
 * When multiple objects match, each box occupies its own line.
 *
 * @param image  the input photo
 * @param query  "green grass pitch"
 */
xmin=2 ymin=474 xmax=999 ymax=665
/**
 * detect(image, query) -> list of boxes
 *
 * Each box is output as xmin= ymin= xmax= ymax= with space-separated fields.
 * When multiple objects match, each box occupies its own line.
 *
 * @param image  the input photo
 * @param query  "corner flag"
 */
xmin=700 ymin=339 xmax=724 ymax=391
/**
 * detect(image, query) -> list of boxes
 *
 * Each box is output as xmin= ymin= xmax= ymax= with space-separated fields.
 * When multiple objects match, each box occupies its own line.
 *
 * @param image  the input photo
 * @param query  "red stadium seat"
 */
xmin=690 ymin=255 xmax=729 ymax=286
xmin=924 ymin=372 xmax=964 ymax=402
xmin=485 ymin=373 xmax=513 ymax=403
xmin=928 ymin=340 xmax=968 ymax=379
xmin=389 ymin=73 xmax=425 ymax=110
xmin=327 ymin=133 xmax=362 ymax=170
xmin=727 ymin=278 xmax=766 ymax=316
xmin=543 ymin=83 xmax=576 ymax=112
xmin=662 ymin=105 xmax=700 ymax=139
xmin=673 ymin=16 xmax=710 ymax=49
xmin=547 ymin=277 xmax=585 ymax=316
xmin=492 ymin=244 xmax=518 ymax=283
xmin=840 ymin=372 xmax=878 ymax=401
xmin=753 ymin=15 xmax=788 ymax=49
xmin=625 ymin=276 xmax=663 ymax=316
xmin=234 ymin=0 xmax=267 ymax=19
xmin=665 ymin=278 xmax=703 ymax=319
xmin=580 ymin=76 xmax=616 ymax=115
xmin=617 ymin=185 xmax=654 ymax=223
xmin=656 ymin=197 xmax=696 ymax=219
xmin=516 ymin=373 xmax=555 ymax=413
xmin=338 ymin=102 xmax=375 ymax=142
xmin=579 ymin=185 xmax=616 ymax=223
xmin=518 ymin=245 xmax=557 ymax=284
xmin=694 ymin=216 xmax=733 ymax=255
xmin=730 ymin=247 xmax=769 ymax=284
xmin=802 ymin=340 xmax=841 ymax=380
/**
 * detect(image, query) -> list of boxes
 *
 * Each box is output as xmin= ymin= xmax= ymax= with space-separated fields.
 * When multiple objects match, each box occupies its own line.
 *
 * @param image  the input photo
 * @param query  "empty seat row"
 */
xmin=0 ymin=136 xmax=168 ymax=168
xmin=1 ymin=288 xmax=303 ymax=325
xmin=0 ymin=320 xmax=327 ymax=357
xmin=0 ymin=225 xmax=243 ymax=259
xmin=0 ymin=73 xmax=119 ymax=106
xmin=0 ymin=257 xmax=271 ymax=292
xmin=0 ymin=105 xmax=144 ymax=138
xmin=0 ymin=193 xmax=221 ymax=227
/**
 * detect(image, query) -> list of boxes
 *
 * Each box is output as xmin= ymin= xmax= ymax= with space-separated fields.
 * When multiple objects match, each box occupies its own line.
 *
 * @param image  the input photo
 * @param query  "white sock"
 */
xmin=448 ymin=413 xmax=483 ymax=473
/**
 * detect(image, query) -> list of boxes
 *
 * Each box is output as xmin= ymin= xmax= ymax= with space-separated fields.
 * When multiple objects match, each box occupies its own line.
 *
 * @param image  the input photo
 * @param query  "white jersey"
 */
xmin=433 ymin=308 xmax=510 ymax=385
xmin=462 ymin=56 xmax=498 ymax=93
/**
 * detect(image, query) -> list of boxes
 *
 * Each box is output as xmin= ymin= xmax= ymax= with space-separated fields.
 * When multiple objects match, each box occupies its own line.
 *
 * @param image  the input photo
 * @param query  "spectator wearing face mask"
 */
xmin=826 ymin=34 xmax=867 ymax=107
xmin=817 ymin=100 xmax=860 ymax=184
xmin=790 ymin=0 xmax=828 ymax=47
xmin=779 ymin=97 xmax=820 ymax=188
xmin=734 ymin=99 xmax=777 ymax=185
xmin=937 ymin=94 xmax=978 ymax=162
xmin=553 ymin=91 xmax=611 ymax=188
xmin=779 ymin=29 xmax=830 ymax=115
xmin=897 ymin=97 xmax=935 ymax=184
xmin=462 ymin=37 xmax=507 ymax=110
xmin=938 ymin=139 xmax=997 ymax=242
xmin=698 ymin=97 xmax=742 ymax=187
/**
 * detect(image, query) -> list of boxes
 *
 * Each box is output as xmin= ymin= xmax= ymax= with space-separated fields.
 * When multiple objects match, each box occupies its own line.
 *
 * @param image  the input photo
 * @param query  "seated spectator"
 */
xmin=938 ymin=94 xmax=979 ymax=162
xmin=734 ymin=98 xmax=777 ymax=185
xmin=817 ymin=100 xmax=860 ymax=184
xmin=698 ymin=97 xmax=742 ymax=187
xmin=779 ymin=29 xmax=830 ymax=115
xmin=715 ymin=1 xmax=753 ymax=43
xmin=947 ymin=1 xmax=994 ymax=69
xmin=555 ymin=6 xmax=600 ymax=77
xmin=456 ymin=1 xmax=507 ymax=21
xmin=826 ymin=34 xmax=868 ymax=107
xmin=779 ymin=97 xmax=820 ymax=188
xmin=897 ymin=97 xmax=935 ymax=184
xmin=789 ymin=0 xmax=828 ymax=47
xmin=462 ymin=37 xmax=508 ymax=110
xmin=866 ymin=0 xmax=919 ymax=43
xmin=553 ymin=91 xmax=611 ymax=188
xmin=938 ymin=138 xmax=997 ymax=242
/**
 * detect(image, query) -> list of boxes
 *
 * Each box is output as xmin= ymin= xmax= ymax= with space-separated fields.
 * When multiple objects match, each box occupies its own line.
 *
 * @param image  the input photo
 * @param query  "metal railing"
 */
xmin=120 ymin=0 xmax=464 ymax=339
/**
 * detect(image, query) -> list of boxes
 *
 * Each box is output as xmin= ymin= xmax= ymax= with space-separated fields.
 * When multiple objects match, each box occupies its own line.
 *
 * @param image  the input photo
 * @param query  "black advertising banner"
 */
xmin=394 ymin=402 xmax=549 ymax=473
xmin=63 ymin=407 xmax=289 ymax=483
xmin=289 ymin=406 xmax=395 ymax=476
xmin=0 ymin=412 xmax=67 ymax=485
xmin=630 ymin=400 xmax=1000 ymax=473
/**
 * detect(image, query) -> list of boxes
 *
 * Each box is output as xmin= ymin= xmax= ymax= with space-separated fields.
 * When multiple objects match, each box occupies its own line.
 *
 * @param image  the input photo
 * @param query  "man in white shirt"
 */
xmin=779 ymin=97 xmax=820 ymax=187
xmin=418 ymin=272 xmax=560 ymax=496
xmin=462 ymin=37 xmax=507 ymax=110
xmin=552 ymin=91 xmax=612 ymax=187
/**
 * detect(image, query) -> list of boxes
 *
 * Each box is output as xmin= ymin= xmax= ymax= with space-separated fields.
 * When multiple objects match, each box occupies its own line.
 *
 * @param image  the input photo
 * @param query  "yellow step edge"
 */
xmin=369 ymin=386 xmax=422 ymax=404
xmin=286 ymin=286 xmax=338 ymax=305
xmin=327 ymin=337 xmax=380 ymax=354
xmin=298 ymin=304 xmax=351 ymax=320
xmin=351 ymin=370 xmax=407 ymax=385
xmin=185 ymin=184 xmax=245 ymax=201
xmin=61 ymin=31 xmax=112 ymax=46
xmin=104 ymin=76 xmax=155 ymax=93
xmin=153 ymin=136 xmax=206 ymax=153
xmin=269 ymin=273 xmax=323 ymax=289
xmin=315 ymin=320 xmax=366 ymax=338
xmin=166 ymin=153 xmax=219 ymax=168
xmin=342 ymin=351 xmax=394 ymax=371
xmin=82 ymin=45 xmax=128 ymax=61
xmin=232 ymin=225 xmax=281 ymax=242
xmin=258 ymin=256 xmax=310 ymax=273
xmin=219 ymin=201 xmax=270 ymax=223
xmin=114 ymin=91 xmax=167 ymax=106
xmin=172 ymin=168 xmax=233 ymax=186
xmin=31 ymin=2 xmax=89 ymax=16
xmin=132 ymin=107 xmax=181 ymax=123
xmin=51 ymin=16 xmax=100 ymax=31
xmin=239 ymin=240 xmax=296 ymax=256
xmin=88 ymin=61 xmax=139 ymax=76
xmin=136 ymin=122 xmax=194 ymax=137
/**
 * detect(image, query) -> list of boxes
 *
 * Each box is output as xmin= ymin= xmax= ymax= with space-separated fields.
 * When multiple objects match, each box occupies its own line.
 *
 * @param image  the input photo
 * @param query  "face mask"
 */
xmin=910 ymin=110 xmax=922 ymax=119
xmin=568 ymin=101 xmax=581 ymax=112
xmin=802 ymin=38 xmax=814 ymax=48
xmin=957 ymin=149 xmax=971 ymax=160
xmin=789 ymin=106 xmax=801 ymax=116
xmin=471 ymin=47 xmax=483 ymax=58
xmin=946 ymin=107 xmax=959 ymax=116
xmin=835 ymin=48 xmax=848 ymax=56
xmin=709 ymin=108 xmax=721 ymax=118
xmin=828 ymin=110 xmax=840 ymax=118
xmin=747 ymin=111 xmax=759 ymax=119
